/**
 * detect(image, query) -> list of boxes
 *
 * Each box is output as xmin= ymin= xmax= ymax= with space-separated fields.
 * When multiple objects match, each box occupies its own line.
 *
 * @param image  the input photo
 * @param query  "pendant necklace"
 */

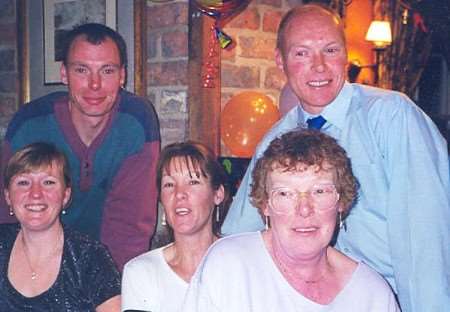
xmin=20 ymin=229 xmax=63 ymax=281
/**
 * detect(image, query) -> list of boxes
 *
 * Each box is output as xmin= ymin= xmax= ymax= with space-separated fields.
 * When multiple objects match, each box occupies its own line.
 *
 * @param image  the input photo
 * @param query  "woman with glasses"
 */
xmin=183 ymin=130 xmax=399 ymax=311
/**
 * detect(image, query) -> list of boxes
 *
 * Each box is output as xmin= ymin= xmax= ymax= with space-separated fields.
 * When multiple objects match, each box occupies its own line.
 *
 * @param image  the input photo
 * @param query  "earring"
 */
xmin=9 ymin=208 xmax=14 ymax=216
xmin=264 ymin=215 xmax=270 ymax=230
xmin=215 ymin=205 xmax=220 ymax=222
xmin=161 ymin=211 xmax=167 ymax=226
xmin=61 ymin=197 xmax=71 ymax=216
xmin=339 ymin=212 xmax=347 ymax=231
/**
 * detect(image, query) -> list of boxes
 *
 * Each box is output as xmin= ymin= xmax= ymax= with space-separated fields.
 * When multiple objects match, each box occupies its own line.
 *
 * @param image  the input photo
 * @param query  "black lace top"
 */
xmin=0 ymin=223 xmax=121 ymax=311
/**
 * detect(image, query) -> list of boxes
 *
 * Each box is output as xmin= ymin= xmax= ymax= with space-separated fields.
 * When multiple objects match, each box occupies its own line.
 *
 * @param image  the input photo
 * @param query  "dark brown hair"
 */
xmin=157 ymin=141 xmax=230 ymax=236
xmin=62 ymin=23 xmax=127 ymax=68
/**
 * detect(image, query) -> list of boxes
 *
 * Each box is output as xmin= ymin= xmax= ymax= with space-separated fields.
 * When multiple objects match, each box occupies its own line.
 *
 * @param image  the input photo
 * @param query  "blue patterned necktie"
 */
xmin=306 ymin=115 xmax=327 ymax=130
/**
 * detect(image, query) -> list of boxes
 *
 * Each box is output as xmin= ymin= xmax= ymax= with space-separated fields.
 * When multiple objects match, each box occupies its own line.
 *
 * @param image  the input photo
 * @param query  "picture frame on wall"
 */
xmin=42 ymin=0 xmax=117 ymax=85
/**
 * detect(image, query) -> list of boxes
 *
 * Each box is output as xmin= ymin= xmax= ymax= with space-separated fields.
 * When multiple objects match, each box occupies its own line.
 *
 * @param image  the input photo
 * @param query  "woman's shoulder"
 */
xmin=61 ymin=228 xmax=120 ymax=299
xmin=64 ymin=227 xmax=106 ymax=250
xmin=62 ymin=227 xmax=116 ymax=266
xmin=329 ymin=248 xmax=393 ymax=294
xmin=124 ymin=244 xmax=168 ymax=273
xmin=211 ymin=232 xmax=263 ymax=253
xmin=336 ymin=262 xmax=399 ymax=310
xmin=198 ymin=232 xmax=264 ymax=271
xmin=353 ymin=262 xmax=392 ymax=288
xmin=330 ymin=248 xmax=390 ymax=289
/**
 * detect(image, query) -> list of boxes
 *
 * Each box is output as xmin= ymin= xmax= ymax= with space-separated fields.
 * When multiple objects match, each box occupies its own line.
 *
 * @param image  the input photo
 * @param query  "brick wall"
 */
xmin=146 ymin=0 xmax=190 ymax=147
xmin=146 ymin=0 xmax=190 ymax=248
xmin=145 ymin=0 xmax=301 ymax=152
xmin=220 ymin=0 xmax=302 ymax=155
xmin=0 ymin=0 xmax=18 ymax=141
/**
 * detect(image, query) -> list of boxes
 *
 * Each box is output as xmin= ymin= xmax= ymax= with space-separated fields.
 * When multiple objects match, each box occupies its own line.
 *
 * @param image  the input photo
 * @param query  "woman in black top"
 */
xmin=0 ymin=142 xmax=120 ymax=311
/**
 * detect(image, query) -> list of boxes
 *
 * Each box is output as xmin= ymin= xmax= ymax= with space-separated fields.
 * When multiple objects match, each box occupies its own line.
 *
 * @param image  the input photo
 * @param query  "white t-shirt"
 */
xmin=183 ymin=232 xmax=400 ymax=312
xmin=121 ymin=244 xmax=188 ymax=312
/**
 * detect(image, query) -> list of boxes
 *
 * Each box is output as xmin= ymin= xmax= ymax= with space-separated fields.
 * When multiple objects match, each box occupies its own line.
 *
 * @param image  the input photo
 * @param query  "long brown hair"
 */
xmin=157 ymin=141 xmax=231 ymax=236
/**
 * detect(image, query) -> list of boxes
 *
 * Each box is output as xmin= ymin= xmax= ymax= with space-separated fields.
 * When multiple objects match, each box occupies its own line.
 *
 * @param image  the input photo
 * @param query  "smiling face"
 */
xmin=159 ymin=157 xmax=224 ymax=237
xmin=4 ymin=163 xmax=71 ymax=233
xmin=275 ymin=10 xmax=347 ymax=114
xmin=60 ymin=36 xmax=125 ymax=120
xmin=264 ymin=165 xmax=341 ymax=261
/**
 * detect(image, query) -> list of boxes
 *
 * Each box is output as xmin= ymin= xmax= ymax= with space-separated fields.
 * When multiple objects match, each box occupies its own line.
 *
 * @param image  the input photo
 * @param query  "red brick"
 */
xmin=258 ymin=0 xmax=282 ymax=7
xmin=264 ymin=66 xmax=286 ymax=90
xmin=222 ymin=64 xmax=259 ymax=88
xmin=221 ymin=45 xmax=236 ymax=61
xmin=147 ymin=2 xmax=188 ymax=29
xmin=162 ymin=30 xmax=188 ymax=58
xmin=148 ymin=61 xmax=188 ymax=86
xmin=239 ymin=36 xmax=276 ymax=60
xmin=226 ymin=8 xmax=260 ymax=30
xmin=263 ymin=10 xmax=282 ymax=33
xmin=148 ymin=32 xmax=159 ymax=59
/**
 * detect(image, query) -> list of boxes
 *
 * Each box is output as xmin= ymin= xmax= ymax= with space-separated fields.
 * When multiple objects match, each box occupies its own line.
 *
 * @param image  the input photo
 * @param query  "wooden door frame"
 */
xmin=188 ymin=3 xmax=221 ymax=156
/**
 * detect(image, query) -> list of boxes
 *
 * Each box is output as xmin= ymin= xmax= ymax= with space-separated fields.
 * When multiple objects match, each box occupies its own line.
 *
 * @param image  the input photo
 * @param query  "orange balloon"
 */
xmin=221 ymin=91 xmax=280 ymax=157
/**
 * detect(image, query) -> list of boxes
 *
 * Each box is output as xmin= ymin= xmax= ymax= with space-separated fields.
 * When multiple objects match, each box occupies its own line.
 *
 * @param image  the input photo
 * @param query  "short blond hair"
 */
xmin=4 ymin=142 xmax=71 ymax=189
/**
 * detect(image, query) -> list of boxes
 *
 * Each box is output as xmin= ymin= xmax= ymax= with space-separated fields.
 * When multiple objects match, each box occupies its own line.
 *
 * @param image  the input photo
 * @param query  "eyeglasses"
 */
xmin=268 ymin=184 xmax=339 ymax=215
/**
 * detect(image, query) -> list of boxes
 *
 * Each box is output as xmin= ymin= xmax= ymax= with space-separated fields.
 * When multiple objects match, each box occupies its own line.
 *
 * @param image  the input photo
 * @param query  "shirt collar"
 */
xmin=297 ymin=81 xmax=354 ymax=130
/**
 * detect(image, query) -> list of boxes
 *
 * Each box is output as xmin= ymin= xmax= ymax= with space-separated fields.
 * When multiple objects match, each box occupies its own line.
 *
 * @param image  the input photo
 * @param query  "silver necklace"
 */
xmin=20 ymin=229 xmax=63 ymax=281
xmin=272 ymin=243 xmax=330 ymax=284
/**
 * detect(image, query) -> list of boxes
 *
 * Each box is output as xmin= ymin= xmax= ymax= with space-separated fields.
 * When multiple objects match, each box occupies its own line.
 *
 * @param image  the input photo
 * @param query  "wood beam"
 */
xmin=188 ymin=4 xmax=221 ymax=156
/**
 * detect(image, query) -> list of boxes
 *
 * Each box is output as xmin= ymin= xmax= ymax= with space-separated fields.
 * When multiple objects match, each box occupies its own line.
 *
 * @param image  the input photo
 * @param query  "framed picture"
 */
xmin=43 ymin=0 xmax=117 ymax=84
